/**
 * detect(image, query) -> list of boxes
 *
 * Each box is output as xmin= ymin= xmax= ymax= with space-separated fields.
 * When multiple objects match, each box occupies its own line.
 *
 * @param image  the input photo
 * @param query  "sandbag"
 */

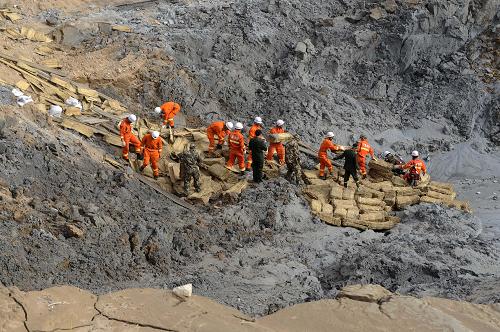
xmin=395 ymin=187 xmax=421 ymax=196
xmin=333 ymin=199 xmax=356 ymax=209
xmin=359 ymin=186 xmax=385 ymax=199
xmin=359 ymin=211 xmax=386 ymax=222
xmin=322 ymin=203 xmax=334 ymax=215
xmin=330 ymin=184 xmax=344 ymax=200
xmin=168 ymin=162 xmax=181 ymax=183
xmin=321 ymin=215 xmax=342 ymax=226
xmin=356 ymin=196 xmax=384 ymax=206
xmin=383 ymin=191 xmax=396 ymax=206
xmin=203 ymin=157 xmax=225 ymax=166
xmin=345 ymin=219 xmax=397 ymax=230
xmin=346 ymin=207 xmax=360 ymax=219
xmin=396 ymin=195 xmax=420 ymax=209
xmin=310 ymin=199 xmax=322 ymax=214
xmin=391 ymin=175 xmax=408 ymax=187
xmin=420 ymin=196 xmax=442 ymax=204
xmin=342 ymin=187 xmax=356 ymax=200
xmin=334 ymin=207 xmax=348 ymax=219
xmin=430 ymin=181 xmax=454 ymax=191
xmin=207 ymin=163 xmax=232 ymax=181
xmin=358 ymin=204 xmax=384 ymax=213
xmin=355 ymin=187 xmax=374 ymax=199
xmin=426 ymin=184 xmax=454 ymax=196
xmin=426 ymin=190 xmax=455 ymax=202
xmin=304 ymin=184 xmax=331 ymax=203
xmin=448 ymin=200 xmax=472 ymax=213
xmin=269 ymin=132 xmax=294 ymax=143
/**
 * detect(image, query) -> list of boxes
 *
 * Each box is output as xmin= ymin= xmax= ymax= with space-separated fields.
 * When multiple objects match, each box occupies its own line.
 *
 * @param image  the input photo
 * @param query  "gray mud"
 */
xmin=1 ymin=0 xmax=500 ymax=318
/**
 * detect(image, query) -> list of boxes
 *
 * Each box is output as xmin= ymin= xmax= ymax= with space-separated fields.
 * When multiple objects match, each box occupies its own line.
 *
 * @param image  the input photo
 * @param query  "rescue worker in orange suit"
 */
xmin=120 ymin=114 xmax=141 ymax=161
xmin=225 ymin=122 xmax=246 ymax=173
xmin=140 ymin=130 xmax=163 ymax=180
xmin=356 ymin=134 xmax=377 ymax=178
xmin=155 ymin=101 xmax=181 ymax=128
xmin=246 ymin=116 xmax=264 ymax=170
xmin=318 ymin=132 xmax=341 ymax=180
xmin=266 ymin=119 xmax=286 ymax=165
xmin=400 ymin=150 xmax=427 ymax=185
xmin=206 ymin=121 xmax=233 ymax=154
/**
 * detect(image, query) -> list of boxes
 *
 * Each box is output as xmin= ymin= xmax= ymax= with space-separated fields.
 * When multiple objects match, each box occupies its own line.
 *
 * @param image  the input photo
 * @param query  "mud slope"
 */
xmin=0 ymin=108 xmax=498 ymax=315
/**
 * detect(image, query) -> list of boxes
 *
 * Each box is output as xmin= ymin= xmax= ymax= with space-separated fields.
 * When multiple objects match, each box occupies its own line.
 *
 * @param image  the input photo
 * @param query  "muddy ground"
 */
xmin=0 ymin=0 xmax=499 ymax=317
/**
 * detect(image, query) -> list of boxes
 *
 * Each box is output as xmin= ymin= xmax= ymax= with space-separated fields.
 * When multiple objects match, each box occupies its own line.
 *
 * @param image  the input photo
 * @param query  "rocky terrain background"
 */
xmin=0 ymin=0 xmax=499 ymax=318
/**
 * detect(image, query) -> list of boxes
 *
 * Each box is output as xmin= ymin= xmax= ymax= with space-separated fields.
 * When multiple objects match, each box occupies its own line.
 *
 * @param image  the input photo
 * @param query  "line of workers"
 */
xmin=117 ymin=101 xmax=427 ymax=184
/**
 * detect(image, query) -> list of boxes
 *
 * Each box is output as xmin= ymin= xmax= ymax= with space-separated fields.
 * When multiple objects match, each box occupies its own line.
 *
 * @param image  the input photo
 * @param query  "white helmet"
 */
xmin=383 ymin=151 xmax=391 ymax=158
xmin=225 ymin=122 xmax=234 ymax=130
xmin=276 ymin=119 xmax=284 ymax=127
xmin=411 ymin=150 xmax=419 ymax=157
xmin=235 ymin=122 xmax=243 ymax=130
xmin=128 ymin=114 xmax=137 ymax=122
xmin=254 ymin=116 xmax=263 ymax=124
xmin=151 ymin=131 xmax=160 ymax=139
xmin=326 ymin=132 xmax=335 ymax=138
xmin=154 ymin=107 xmax=161 ymax=114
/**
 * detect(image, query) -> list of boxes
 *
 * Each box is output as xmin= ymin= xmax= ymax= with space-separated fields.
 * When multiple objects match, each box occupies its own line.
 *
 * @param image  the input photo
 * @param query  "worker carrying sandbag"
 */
xmin=207 ymin=121 xmax=233 ymax=154
xmin=395 ymin=150 xmax=427 ymax=186
xmin=333 ymin=143 xmax=360 ymax=188
xmin=140 ymin=130 xmax=163 ymax=180
xmin=246 ymin=116 xmax=264 ymax=170
xmin=356 ymin=134 xmax=377 ymax=178
xmin=318 ymin=132 xmax=341 ymax=180
xmin=119 ymin=114 xmax=141 ymax=161
xmin=226 ymin=122 xmax=246 ymax=173
xmin=155 ymin=101 xmax=181 ymax=128
xmin=266 ymin=119 xmax=286 ymax=166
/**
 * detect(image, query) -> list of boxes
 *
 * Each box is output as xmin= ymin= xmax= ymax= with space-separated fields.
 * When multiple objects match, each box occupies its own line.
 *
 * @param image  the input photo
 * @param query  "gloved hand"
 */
xmin=216 ymin=144 xmax=222 ymax=150
xmin=121 ymin=140 xmax=126 ymax=147
xmin=161 ymin=125 xmax=166 ymax=129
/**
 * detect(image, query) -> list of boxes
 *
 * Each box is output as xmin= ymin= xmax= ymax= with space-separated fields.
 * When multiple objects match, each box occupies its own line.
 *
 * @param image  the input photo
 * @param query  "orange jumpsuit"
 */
xmin=318 ymin=139 xmax=340 ymax=177
xmin=357 ymin=139 xmax=374 ymax=176
xmin=119 ymin=118 xmax=141 ymax=160
xmin=246 ymin=123 xmax=262 ymax=169
xmin=160 ymin=101 xmax=181 ymax=127
xmin=266 ymin=126 xmax=285 ymax=165
xmin=207 ymin=121 xmax=230 ymax=153
xmin=402 ymin=159 xmax=427 ymax=181
xmin=141 ymin=133 xmax=163 ymax=177
xmin=226 ymin=130 xmax=245 ymax=171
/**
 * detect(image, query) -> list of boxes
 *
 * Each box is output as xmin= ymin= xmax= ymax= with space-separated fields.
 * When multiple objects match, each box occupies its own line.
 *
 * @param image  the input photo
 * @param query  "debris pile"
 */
xmin=303 ymin=159 xmax=470 ymax=230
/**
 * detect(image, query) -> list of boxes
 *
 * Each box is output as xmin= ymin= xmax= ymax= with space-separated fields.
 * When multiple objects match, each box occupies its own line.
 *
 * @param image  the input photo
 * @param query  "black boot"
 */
xmin=140 ymin=165 xmax=145 ymax=172
xmin=344 ymin=182 xmax=348 ymax=188
xmin=320 ymin=175 xmax=327 ymax=180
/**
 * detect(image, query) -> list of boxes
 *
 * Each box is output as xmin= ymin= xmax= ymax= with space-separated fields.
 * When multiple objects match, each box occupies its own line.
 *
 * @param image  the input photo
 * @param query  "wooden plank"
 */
xmin=61 ymin=118 xmax=94 ymax=137
xmin=0 ymin=52 xmax=65 ymax=76
xmin=76 ymin=116 xmax=109 ymax=125
xmin=50 ymin=75 xmax=77 ymax=93
xmin=91 ymin=105 xmax=122 ymax=121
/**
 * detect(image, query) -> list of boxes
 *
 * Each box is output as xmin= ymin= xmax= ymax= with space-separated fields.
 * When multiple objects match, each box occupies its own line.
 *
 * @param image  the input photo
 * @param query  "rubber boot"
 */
xmin=355 ymin=181 xmax=360 ymax=188
xmin=136 ymin=153 xmax=143 ymax=161
xmin=195 ymin=187 xmax=201 ymax=193
xmin=320 ymin=175 xmax=327 ymax=180
xmin=140 ymin=165 xmax=145 ymax=172
xmin=154 ymin=175 xmax=159 ymax=180
xmin=343 ymin=182 xmax=348 ymax=188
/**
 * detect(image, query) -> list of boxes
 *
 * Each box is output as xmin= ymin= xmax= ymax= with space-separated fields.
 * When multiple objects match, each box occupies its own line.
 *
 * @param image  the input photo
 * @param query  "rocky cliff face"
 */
xmin=1 ymin=284 xmax=499 ymax=332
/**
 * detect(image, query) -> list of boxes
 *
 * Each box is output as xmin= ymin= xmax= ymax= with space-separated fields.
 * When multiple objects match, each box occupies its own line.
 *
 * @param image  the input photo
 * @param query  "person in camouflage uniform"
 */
xmin=285 ymin=139 xmax=303 ymax=185
xmin=179 ymin=143 xmax=202 ymax=194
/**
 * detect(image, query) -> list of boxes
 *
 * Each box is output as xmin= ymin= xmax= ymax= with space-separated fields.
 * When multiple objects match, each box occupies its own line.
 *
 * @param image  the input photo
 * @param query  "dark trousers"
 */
xmin=252 ymin=159 xmax=264 ymax=183
xmin=343 ymin=170 xmax=358 ymax=184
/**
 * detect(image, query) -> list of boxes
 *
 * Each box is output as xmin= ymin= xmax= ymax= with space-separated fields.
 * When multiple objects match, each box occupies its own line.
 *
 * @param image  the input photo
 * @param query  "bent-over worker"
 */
xmin=318 ymin=131 xmax=341 ymax=180
xmin=400 ymin=150 xmax=427 ymax=185
xmin=357 ymin=134 xmax=377 ymax=178
xmin=207 ymin=121 xmax=233 ymax=154
xmin=155 ymin=101 xmax=181 ymax=128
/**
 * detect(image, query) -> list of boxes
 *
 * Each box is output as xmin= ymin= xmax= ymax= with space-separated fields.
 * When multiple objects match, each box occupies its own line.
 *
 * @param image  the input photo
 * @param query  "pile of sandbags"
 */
xmin=305 ymin=168 xmax=470 ymax=231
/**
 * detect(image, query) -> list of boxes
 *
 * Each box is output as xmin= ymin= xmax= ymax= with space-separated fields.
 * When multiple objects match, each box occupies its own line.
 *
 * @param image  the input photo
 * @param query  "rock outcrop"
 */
xmin=1 ymin=284 xmax=499 ymax=332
